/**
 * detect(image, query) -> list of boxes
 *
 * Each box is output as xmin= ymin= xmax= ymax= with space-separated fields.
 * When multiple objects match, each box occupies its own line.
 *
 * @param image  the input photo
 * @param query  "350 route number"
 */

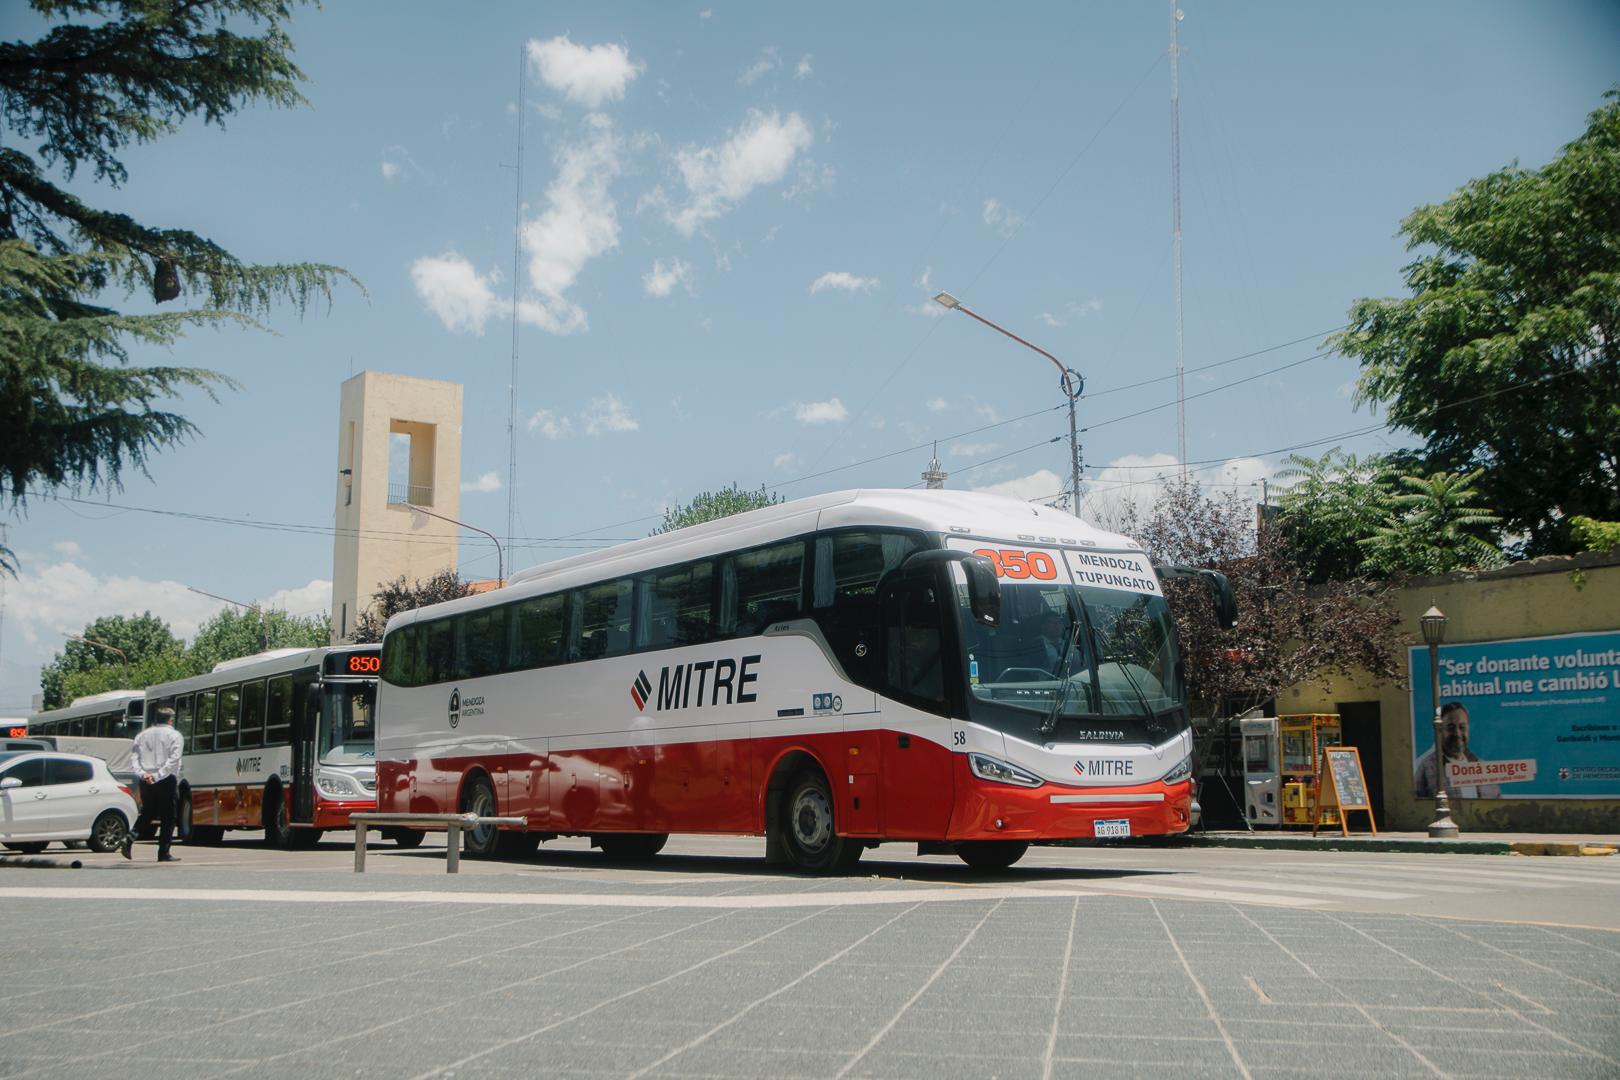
xmin=972 ymin=548 xmax=1058 ymax=581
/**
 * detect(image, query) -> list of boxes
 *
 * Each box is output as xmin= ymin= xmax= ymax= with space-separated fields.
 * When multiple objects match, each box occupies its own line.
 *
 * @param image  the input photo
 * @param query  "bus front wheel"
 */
xmin=954 ymin=840 xmax=1029 ymax=872
xmin=596 ymin=833 xmax=668 ymax=860
xmin=460 ymin=775 xmax=500 ymax=859
xmin=778 ymin=770 xmax=862 ymax=874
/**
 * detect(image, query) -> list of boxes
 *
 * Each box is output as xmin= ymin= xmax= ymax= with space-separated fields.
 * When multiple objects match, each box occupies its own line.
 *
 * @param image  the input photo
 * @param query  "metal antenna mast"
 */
xmin=1170 ymin=1 xmax=1187 ymax=476
xmin=505 ymin=47 xmax=525 ymax=579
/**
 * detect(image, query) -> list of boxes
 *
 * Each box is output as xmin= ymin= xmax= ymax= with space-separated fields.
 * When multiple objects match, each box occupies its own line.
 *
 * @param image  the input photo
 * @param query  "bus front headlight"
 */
xmin=968 ymin=753 xmax=1044 ymax=788
xmin=1162 ymin=755 xmax=1193 ymax=784
xmin=315 ymin=770 xmax=365 ymax=799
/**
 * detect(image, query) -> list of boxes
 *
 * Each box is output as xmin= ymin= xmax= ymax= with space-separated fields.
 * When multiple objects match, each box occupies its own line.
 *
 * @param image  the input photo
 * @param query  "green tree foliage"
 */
xmin=59 ymin=649 xmax=193 ymax=703
xmin=1120 ymin=479 xmax=1404 ymax=723
xmin=1358 ymin=469 xmax=1505 ymax=578
xmin=350 ymin=570 xmax=471 ymax=644
xmin=1570 ymin=515 xmax=1620 ymax=553
xmin=0 ymin=0 xmax=357 ymax=575
xmin=1273 ymin=449 xmax=1394 ymax=584
xmin=654 ymin=483 xmax=782 ymax=535
xmin=40 ymin=611 xmax=182 ymax=708
xmin=1331 ymin=91 xmax=1620 ymax=555
xmin=187 ymin=606 xmax=328 ymax=672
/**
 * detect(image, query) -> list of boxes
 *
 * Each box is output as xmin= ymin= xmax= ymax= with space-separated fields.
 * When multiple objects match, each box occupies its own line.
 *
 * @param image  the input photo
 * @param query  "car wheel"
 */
xmin=596 ymin=833 xmax=668 ymax=859
xmin=460 ymin=775 xmax=499 ymax=859
xmin=777 ymin=770 xmax=857 ymax=874
xmin=88 ymin=810 xmax=129 ymax=853
xmin=4 ymin=842 xmax=49 ymax=855
xmin=954 ymin=840 xmax=1030 ymax=872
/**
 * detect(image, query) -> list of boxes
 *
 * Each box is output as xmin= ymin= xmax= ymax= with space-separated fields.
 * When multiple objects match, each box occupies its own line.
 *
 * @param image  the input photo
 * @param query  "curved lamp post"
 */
xmin=407 ymin=503 xmax=503 ymax=587
xmin=1421 ymin=604 xmax=1459 ymax=838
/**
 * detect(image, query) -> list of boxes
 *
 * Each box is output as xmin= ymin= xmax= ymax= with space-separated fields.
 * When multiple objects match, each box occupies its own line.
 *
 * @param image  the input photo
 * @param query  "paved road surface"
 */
xmin=2 ymin=834 xmax=1616 ymax=1079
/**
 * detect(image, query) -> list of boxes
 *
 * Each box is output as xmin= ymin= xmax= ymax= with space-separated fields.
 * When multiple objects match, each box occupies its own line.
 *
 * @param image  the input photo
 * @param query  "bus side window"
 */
xmin=382 ymin=625 xmax=421 ymax=688
xmin=194 ymin=691 xmax=216 ymax=752
xmin=457 ymin=607 xmax=506 ymax=680
xmin=638 ymin=561 xmax=715 ymax=650
xmin=511 ymin=594 xmax=566 ymax=670
xmin=725 ymin=541 xmax=805 ymax=638
xmin=576 ymin=579 xmax=633 ymax=661
xmin=216 ymin=685 xmax=241 ymax=751
xmin=175 ymin=695 xmax=193 ymax=753
xmin=266 ymin=677 xmax=293 ymax=746
xmin=883 ymin=579 xmax=948 ymax=714
xmin=423 ymin=619 xmax=455 ymax=685
xmin=239 ymin=681 xmax=266 ymax=749
xmin=813 ymin=530 xmax=923 ymax=689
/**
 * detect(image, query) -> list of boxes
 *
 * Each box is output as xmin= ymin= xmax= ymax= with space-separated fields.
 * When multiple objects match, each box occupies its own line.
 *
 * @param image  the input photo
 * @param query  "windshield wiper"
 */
xmin=1038 ymin=596 xmax=1085 ymax=739
xmin=1090 ymin=623 xmax=1158 ymax=726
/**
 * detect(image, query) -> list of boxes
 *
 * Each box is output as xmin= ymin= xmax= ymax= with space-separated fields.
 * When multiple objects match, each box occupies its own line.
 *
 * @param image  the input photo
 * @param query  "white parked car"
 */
xmin=0 ymin=751 xmax=138 ymax=855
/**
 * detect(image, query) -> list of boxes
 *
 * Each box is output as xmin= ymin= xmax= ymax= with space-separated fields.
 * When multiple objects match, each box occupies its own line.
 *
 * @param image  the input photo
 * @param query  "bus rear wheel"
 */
xmin=596 ymin=833 xmax=668 ymax=860
xmin=383 ymin=828 xmax=425 ymax=849
xmin=778 ymin=770 xmax=861 ymax=874
xmin=460 ymin=775 xmax=500 ymax=859
xmin=176 ymin=790 xmax=193 ymax=843
xmin=191 ymin=826 xmax=225 ymax=845
xmin=954 ymin=840 xmax=1029 ymax=872
xmin=263 ymin=788 xmax=292 ymax=848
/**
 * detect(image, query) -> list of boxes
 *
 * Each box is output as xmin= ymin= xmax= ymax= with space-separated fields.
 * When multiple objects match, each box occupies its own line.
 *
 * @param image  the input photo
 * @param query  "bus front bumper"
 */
xmin=948 ymin=758 xmax=1193 ymax=841
xmin=313 ymin=797 xmax=377 ymax=830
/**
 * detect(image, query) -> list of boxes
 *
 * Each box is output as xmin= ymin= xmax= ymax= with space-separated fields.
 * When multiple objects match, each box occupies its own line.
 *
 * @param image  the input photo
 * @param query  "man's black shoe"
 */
xmin=157 ymin=854 xmax=180 ymax=863
xmin=120 ymin=837 xmax=133 ymax=860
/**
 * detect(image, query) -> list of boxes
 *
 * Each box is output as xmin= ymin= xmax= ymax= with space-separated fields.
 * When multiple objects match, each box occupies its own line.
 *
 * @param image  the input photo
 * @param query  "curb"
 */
xmin=1508 ymin=842 xmax=1617 ymax=857
xmin=1158 ymin=834 xmax=1513 ymax=855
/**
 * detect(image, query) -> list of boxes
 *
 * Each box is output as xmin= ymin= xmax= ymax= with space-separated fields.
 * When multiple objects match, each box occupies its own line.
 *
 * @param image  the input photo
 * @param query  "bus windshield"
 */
xmin=320 ymin=682 xmax=377 ymax=765
xmin=956 ymin=578 xmax=1187 ymax=746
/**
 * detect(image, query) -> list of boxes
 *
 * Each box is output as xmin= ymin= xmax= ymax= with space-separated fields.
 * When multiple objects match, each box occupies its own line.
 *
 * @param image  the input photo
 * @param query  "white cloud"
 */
xmin=381 ymin=161 xmax=399 ymax=181
xmin=1042 ymin=297 xmax=1103 ymax=328
xmin=1041 ymin=312 xmax=1062 ymax=328
xmin=517 ymin=117 xmax=623 ymax=335
xmin=794 ymin=398 xmax=848 ymax=424
xmin=738 ymin=47 xmax=780 ymax=86
xmin=983 ymin=197 xmax=1024 ymax=236
xmin=950 ymin=442 xmax=997 ymax=458
xmin=52 ymin=540 xmax=81 ymax=558
xmin=795 ymin=54 xmax=814 ymax=79
xmin=261 ymin=579 xmax=331 ymax=618
xmin=699 ymin=8 xmax=713 ymax=18
xmin=926 ymin=398 xmax=948 ymax=412
xmin=970 ymin=468 xmax=1065 ymax=503
xmin=527 ymin=408 xmax=575 ymax=440
xmin=664 ymin=109 xmax=814 ymax=236
xmin=772 ymin=452 xmax=799 ymax=471
xmin=582 ymin=393 xmax=639 ymax=435
xmin=809 ymin=271 xmax=878 ymax=295
xmin=411 ymin=253 xmax=500 ymax=335
xmin=909 ymin=266 xmax=947 ymax=317
xmin=643 ymin=257 xmax=693 ymax=297
xmin=527 ymin=36 xmax=641 ymax=108
xmin=462 ymin=471 xmax=503 ymax=494
xmin=1081 ymin=453 xmax=1268 ymax=526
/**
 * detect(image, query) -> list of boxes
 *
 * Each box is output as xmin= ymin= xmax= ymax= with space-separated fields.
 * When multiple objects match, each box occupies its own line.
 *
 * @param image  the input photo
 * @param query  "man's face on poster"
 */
xmin=1440 ymin=707 xmax=1470 ymax=758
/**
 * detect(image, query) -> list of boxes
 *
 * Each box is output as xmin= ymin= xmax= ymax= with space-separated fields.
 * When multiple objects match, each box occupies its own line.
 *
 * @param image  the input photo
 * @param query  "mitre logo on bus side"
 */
xmin=631 ymin=655 xmax=762 ymax=712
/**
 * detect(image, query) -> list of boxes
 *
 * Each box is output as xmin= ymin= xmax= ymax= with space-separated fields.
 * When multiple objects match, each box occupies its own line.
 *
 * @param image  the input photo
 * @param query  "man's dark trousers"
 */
xmin=135 ymin=775 xmax=178 ymax=858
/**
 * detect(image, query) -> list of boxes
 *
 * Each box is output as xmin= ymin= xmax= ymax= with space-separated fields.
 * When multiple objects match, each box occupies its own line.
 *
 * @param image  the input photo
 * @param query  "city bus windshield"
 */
xmin=956 ymin=578 xmax=1186 ymax=746
xmin=319 ymin=682 xmax=376 ymax=765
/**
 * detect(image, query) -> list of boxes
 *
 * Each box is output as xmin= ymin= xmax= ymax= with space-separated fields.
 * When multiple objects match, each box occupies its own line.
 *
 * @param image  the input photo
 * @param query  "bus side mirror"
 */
xmin=1201 ymin=570 xmax=1239 ymax=630
xmin=962 ymin=555 xmax=1001 ymax=627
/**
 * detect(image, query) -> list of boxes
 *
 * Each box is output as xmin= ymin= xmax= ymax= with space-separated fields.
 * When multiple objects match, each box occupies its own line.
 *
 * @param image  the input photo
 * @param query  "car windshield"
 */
xmin=956 ymin=578 xmax=1187 ymax=746
xmin=319 ymin=682 xmax=376 ymax=765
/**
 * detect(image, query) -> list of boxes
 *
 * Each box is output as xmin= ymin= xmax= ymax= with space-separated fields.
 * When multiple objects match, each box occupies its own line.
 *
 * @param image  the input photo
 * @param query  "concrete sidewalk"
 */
xmin=1160 ymin=829 xmax=1618 ymax=856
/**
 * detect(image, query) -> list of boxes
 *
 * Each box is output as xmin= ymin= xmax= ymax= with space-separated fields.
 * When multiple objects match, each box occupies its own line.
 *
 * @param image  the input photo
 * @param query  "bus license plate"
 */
xmin=1094 ymin=819 xmax=1130 ymax=839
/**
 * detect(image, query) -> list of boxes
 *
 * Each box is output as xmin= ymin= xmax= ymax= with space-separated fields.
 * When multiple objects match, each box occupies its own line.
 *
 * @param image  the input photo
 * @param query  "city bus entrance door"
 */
xmin=292 ymin=682 xmax=318 ymax=823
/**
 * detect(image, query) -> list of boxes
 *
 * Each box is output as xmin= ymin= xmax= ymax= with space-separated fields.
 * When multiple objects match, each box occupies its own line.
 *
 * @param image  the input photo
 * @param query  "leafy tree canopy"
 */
xmin=40 ymin=610 xmax=181 ymax=708
xmin=187 ymin=605 xmax=328 ymax=672
xmin=1120 ymin=478 xmax=1405 ymax=723
xmin=654 ymin=483 xmax=783 ymax=535
xmin=1569 ymin=516 xmax=1620 ymax=554
xmin=1331 ymin=90 xmax=1620 ymax=555
xmin=1357 ymin=468 xmax=1505 ymax=578
xmin=0 ymin=0 xmax=357 ymax=575
xmin=350 ymin=570 xmax=471 ymax=644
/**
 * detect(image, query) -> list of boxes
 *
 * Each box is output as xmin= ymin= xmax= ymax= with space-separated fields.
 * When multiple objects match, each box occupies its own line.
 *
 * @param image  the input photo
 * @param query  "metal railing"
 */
xmin=386 ymin=482 xmax=434 ymax=506
xmin=349 ymin=812 xmax=526 ymax=874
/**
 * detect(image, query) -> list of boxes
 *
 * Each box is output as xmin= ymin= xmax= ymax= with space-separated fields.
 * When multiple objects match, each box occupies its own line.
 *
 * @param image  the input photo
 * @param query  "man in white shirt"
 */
xmin=123 ymin=705 xmax=184 ymax=863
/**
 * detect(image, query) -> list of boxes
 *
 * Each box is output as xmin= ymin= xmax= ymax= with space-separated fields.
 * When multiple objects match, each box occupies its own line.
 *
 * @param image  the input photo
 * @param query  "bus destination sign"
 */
xmin=324 ymin=650 xmax=381 ymax=678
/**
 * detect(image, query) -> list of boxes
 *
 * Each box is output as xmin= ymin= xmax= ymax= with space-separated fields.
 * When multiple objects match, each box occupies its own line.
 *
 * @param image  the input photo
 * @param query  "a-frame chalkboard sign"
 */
xmin=1311 ymin=745 xmax=1376 ymax=836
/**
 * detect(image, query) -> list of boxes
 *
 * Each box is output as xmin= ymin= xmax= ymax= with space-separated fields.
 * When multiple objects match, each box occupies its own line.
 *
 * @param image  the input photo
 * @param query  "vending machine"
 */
xmin=1239 ymin=716 xmax=1281 ymax=827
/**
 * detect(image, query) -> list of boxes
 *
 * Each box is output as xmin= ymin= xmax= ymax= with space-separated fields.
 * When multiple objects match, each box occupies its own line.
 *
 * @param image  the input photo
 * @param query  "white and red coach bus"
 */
xmin=144 ymin=644 xmax=400 ymax=847
xmin=376 ymin=489 xmax=1235 ymax=872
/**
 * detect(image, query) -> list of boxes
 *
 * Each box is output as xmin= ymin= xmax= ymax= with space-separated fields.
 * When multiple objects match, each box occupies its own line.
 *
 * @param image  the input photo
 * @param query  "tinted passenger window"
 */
xmin=0 ymin=758 xmax=46 ymax=787
xmin=511 ymin=594 xmax=566 ymax=668
xmin=194 ymin=692 xmax=216 ymax=752
xmin=239 ymin=680 xmax=266 ymax=749
xmin=423 ymin=620 xmax=454 ymax=685
xmin=216 ymin=686 xmax=241 ymax=750
xmin=46 ymin=758 xmax=94 ymax=784
xmin=639 ymin=562 xmax=714 ymax=650
xmin=266 ymin=677 xmax=293 ymax=746
xmin=575 ymin=579 xmax=633 ymax=661
xmin=725 ymin=542 xmax=804 ymax=637
xmin=458 ymin=608 xmax=507 ymax=679
xmin=175 ymin=696 xmax=193 ymax=752
xmin=383 ymin=625 xmax=421 ymax=688
xmin=884 ymin=580 xmax=947 ymax=712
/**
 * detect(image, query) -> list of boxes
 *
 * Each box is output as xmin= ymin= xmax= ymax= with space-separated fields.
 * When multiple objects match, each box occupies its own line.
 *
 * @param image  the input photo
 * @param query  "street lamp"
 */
xmin=406 ymin=503 xmax=503 ymax=586
xmin=1421 ymin=604 xmax=1459 ymax=839
xmin=933 ymin=291 xmax=1085 ymax=514
xmin=187 ymin=586 xmax=268 ymax=651
xmin=64 ymin=633 xmax=129 ymax=677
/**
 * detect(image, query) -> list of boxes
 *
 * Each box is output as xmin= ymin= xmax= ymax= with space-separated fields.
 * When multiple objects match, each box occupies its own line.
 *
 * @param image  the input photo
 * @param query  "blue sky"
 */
xmin=3 ymin=1 xmax=1617 ymax=711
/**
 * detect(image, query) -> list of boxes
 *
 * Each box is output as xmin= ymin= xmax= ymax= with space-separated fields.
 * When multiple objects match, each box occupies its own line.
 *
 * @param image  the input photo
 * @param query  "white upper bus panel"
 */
xmin=211 ymin=647 xmax=313 ymax=674
xmin=387 ymin=489 xmax=1148 ymax=637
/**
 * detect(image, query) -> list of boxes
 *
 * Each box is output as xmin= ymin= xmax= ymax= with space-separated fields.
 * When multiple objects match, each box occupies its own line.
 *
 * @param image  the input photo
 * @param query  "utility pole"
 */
xmin=187 ymin=587 xmax=268 ymax=652
xmin=505 ymin=46 xmax=525 ymax=574
xmin=1170 ymin=0 xmax=1187 ymax=476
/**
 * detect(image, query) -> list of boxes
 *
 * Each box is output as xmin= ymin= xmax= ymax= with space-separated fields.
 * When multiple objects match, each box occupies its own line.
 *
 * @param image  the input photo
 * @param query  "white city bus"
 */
xmin=376 ymin=489 xmax=1235 ymax=871
xmin=143 ymin=644 xmax=400 ymax=847
xmin=23 ymin=691 xmax=147 ymax=784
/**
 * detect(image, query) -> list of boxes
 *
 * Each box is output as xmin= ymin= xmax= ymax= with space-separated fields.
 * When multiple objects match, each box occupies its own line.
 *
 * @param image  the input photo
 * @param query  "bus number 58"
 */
xmin=973 ymin=548 xmax=1058 ymax=581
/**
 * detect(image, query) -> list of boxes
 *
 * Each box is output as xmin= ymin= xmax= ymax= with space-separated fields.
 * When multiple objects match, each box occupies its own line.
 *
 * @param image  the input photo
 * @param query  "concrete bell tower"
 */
xmin=331 ymin=371 xmax=464 ymax=643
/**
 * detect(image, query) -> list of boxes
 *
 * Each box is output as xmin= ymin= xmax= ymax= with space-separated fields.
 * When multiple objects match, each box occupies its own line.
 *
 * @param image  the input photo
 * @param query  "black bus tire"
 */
xmin=460 ymin=775 xmax=500 ymax=859
xmin=596 ymin=833 xmax=668 ymax=859
xmin=954 ymin=840 xmax=1030 ymax=872
xmin=777 ymin=769 xmax=857 ymax=874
